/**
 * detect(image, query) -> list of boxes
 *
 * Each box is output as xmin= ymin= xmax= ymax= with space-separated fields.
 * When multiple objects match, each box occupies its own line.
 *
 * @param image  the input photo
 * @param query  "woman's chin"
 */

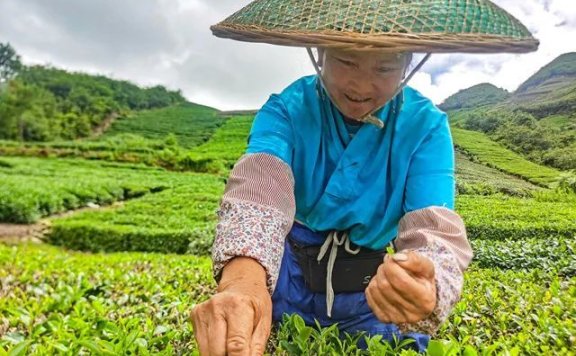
xmin=342 ymin=108 xmax=372 ymax=121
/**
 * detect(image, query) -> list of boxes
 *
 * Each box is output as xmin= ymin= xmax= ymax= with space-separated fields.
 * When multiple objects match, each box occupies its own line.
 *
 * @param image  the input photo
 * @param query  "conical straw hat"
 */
xmin=211 ymin=0 xmax=539 ymax=53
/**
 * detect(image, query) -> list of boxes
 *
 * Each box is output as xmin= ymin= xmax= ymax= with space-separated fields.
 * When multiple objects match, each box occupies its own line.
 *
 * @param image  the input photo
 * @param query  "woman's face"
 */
xmin=319 ymin=48 xmax=408 ymax=120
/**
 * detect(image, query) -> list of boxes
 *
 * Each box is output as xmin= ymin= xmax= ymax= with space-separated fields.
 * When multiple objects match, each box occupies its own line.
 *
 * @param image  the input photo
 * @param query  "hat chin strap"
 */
xmin=306 ymin=48 xmax=431 ymax=129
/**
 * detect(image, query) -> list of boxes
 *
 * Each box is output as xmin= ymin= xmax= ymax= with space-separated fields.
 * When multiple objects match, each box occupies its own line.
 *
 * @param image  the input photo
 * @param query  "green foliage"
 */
xmin=472 ymin=237 xmax=575 ymax=276
xmin=103 ymin=103 xmax=223 ymax=148
xmin=0 ymin=42 xmax=22 ymax=83
xmin=0 ymin=43 xmax=186 ymax=142
xmin=452 ymin=110 xmax=576 ymax=171
xmin=275 ymin=314 xmax=416 ymax=355
xmin=48 ymin=183 xmax=223 ymax=255
xmin=438 ymin=268 xmax=575 ymax=354
xmin=451 ymin=128 xmax=561 ymax=186
xmin=0 ymin=244 xmax=214 ymax=355
xmin=456 ymin=195 xmax=576 ymax=240
xmin=439 ymin=83 xmax=509 ymax=111
xmin=445 ymin=53 xmax=576 ymax=171
xmin=552 ymin=170 xmax=576 ymax=194
xmin=3 ymin=245 xmax=573 ymax=355
xmin=188 ymin=115 xmax=253 ymax=167
xmin=455 ymin=152 xmax=539 ymax=197
xmin=0 ymin=80 xmax=60 ymax=141
xmin=0 ymin=114 xmax=252 ymax=174
xmin=0 ymin=156 xmax=222 ymax=224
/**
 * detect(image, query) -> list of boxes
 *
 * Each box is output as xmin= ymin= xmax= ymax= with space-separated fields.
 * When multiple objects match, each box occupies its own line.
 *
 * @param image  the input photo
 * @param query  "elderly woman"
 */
xmin=191 ymin=1 xmax=538 ymax=354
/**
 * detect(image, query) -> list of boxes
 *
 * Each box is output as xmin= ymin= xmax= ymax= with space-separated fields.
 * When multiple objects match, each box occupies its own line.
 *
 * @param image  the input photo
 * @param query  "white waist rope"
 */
xmin=317 ymin=231 xmax=361 ymax=318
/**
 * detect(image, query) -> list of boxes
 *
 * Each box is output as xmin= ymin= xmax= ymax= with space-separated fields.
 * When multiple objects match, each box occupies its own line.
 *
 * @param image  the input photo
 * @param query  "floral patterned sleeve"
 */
xmin=394 ymin=206 xmax=473 ymax=335
xmin=212 ymin=153 xmax=295 ymax=294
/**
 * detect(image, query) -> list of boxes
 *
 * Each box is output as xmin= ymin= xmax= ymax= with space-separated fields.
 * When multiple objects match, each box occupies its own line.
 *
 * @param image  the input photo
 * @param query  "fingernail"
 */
xmin=392 ymin=253 xmax=408 ymax=262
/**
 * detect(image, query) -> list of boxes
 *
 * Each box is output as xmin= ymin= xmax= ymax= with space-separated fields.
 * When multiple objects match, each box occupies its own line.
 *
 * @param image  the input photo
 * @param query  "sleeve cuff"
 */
xmin=212 ymin=199 xmax=292 ymax=295
xmin=395 ymin=206 xmax=472 ymax=334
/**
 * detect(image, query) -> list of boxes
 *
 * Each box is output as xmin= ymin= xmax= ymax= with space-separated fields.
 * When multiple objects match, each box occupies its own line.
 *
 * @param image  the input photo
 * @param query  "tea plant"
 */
xmin=0 ymin=157 xmax=223 ymax=224
xmin=1 ymin=245 xmax=574 ymax=355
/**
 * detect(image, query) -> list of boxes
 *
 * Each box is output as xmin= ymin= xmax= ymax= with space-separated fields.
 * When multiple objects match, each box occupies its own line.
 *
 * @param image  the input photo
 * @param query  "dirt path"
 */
xmin=91 ymin=112 xmax=120 ymax=138
xmin=0 ymin=222 xmax=48 ymax=244
xmin=0 ymin=202 xmax=122 ymax=245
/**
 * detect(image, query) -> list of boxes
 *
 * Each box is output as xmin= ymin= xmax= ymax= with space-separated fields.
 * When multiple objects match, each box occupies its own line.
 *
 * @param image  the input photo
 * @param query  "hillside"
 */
xmin=439 ymin=83 xmax=510 ymax=111
xmin=0 ymin=43 xmax=186 ymax=142
xmin=443 ymin=52 xmax=576 ymax=170
xmin=510 ymin=53 xmax=576 ymax=118
xmin=515 ymin=52 xmax=576 ymax=95
xmin=102 ymin=102 xmax=224 ymax=148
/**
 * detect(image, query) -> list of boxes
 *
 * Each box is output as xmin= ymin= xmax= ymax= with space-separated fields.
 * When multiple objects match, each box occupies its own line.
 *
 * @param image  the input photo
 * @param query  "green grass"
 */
xmin=1 ymin=244 xmax=574 ymax=355
xmin=103 ymin=103 xmax=224 ymax=148
xmin=451 ymin=127 xmax=561 ymax=186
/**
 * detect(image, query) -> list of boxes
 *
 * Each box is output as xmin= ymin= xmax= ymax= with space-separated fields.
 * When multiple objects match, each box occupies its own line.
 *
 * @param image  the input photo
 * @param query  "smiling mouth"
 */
xmin=345 ymin=94 xmax=371 ymax=103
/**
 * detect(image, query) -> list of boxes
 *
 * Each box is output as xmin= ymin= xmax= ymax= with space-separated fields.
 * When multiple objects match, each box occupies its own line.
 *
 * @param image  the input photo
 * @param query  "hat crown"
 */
xmin=212 ymin=0 xmax=539 ymax=53
xmin=226 ymin=0 xmax=530 ymax=38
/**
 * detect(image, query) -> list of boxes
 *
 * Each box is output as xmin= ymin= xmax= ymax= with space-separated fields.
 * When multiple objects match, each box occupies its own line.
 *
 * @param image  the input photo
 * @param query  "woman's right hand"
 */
xmin=190 ymin=257 xmax=272 ymax=356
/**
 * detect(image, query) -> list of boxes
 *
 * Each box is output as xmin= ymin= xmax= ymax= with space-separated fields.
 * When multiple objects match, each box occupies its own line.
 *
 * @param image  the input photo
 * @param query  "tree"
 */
xmin=0 ymin=43 xmax=22 ymax=83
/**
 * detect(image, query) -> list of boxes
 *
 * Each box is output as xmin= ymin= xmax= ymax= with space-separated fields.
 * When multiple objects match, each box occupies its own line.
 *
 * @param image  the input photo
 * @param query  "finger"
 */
xmin=383 ymin=258 xmax=428 ymax=301
xmin=367 ymin=270 xmax=406 ymax=324
xmin=381 ymin=267 xmax=422 ymax=316
xmin=190 ymin=305 xmax=211 ymax=356
xmin=393 ymin=251 xmax=435 ymax=279
xmin=207 ymin=313 xmax=228 ymax=356
xmin=378 ymin=262 xmax=422 ymax=321
xmin=226 ymin=297 xmax=256 ymax=356
xmin=250 ymin=309 xmax=272 ymax=356
xmin=384 ymin=261 xmax=436 ymax=317
xmin=365 ymin=281 xmax=391 ymax=323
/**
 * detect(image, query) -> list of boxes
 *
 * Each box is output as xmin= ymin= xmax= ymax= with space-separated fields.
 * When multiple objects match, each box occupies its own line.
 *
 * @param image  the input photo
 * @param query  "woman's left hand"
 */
xmin=365 ymin=250 xmax=436 ymax=324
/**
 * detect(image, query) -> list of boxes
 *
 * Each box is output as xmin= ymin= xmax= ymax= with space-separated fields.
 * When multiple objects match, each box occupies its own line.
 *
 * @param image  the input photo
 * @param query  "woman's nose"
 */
xmin=349 ymin=71 xmax=374 ymax=95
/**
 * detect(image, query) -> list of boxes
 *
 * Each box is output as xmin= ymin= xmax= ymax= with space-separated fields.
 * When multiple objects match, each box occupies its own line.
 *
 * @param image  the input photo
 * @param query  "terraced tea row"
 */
xmin=451 ymin=127 xmax=561 ymax=186
xmin=0 ymin=157 xmax=223 ymax=224
xmin=102 ymin=103 xmax=225 ymax=148
xmin=456 ymin=195 xmax=576 ymax=240
xmin=48 ymin=182 xmax=223 ymax=255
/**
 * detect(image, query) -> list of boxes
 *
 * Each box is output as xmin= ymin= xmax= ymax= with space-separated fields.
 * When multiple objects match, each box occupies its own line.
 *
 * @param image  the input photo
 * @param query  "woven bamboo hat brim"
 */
xmin=211 ymin=0 xmax=539 ymax=53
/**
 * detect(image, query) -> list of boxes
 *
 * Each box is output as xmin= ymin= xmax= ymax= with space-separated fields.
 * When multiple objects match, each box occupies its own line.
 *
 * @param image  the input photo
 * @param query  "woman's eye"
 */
xmin=337 ymin=58 xmax=355 ymax=67
xmin=378 ymin=67 xmax=393 ymax=73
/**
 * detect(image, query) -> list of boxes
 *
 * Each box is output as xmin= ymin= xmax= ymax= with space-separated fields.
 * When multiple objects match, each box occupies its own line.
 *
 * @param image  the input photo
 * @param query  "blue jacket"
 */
xmin=247 ymin=75 xmax=455 ymax=250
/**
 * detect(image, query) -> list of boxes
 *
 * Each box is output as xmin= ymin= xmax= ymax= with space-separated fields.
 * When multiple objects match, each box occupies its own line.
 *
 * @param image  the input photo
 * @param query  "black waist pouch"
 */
xmin=288 ymin=236 xmax=387 ymax=293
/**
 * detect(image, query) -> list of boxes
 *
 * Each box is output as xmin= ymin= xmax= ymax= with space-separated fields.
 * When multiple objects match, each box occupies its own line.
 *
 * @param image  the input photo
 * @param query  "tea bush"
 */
xmin=0 ymin=157 xmax=222 ymax=224
xmin=1 ymin=245 xmax=574 ymax=355
xmin=456 ymin=195 xmax=576 ymax=240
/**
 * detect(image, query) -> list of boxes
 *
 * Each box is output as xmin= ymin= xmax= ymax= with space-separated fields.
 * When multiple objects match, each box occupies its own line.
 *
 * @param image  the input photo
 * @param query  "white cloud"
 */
xmin=409 ymin=0 xmax=576 ymax=105
xmin=0 ymin=0 xmax=574 ymax=110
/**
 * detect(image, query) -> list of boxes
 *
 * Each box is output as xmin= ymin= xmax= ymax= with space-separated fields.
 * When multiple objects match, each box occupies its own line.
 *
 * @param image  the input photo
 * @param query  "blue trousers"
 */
xmin=272 ymin=222 xmax=429 ymax=352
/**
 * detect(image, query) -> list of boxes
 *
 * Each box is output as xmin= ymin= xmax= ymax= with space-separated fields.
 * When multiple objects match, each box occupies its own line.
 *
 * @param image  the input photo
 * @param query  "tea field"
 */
xmin=451 ymin=128 xmax=561 ymax=186
xmin=102 ymin=102 xmax=224 ymax=148
xmin=1 ymin=121 xmax=575 ymax=355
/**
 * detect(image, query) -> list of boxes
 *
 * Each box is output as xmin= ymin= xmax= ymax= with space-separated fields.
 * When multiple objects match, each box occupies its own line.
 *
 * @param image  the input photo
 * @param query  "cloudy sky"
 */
xmin=1 ymin=0 xmax=575 ymax=111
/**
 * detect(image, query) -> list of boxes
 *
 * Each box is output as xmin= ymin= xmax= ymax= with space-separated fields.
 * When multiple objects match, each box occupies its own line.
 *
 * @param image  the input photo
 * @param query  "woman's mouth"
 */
xmin=345 ymin=94 xmax=371 ymax=103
